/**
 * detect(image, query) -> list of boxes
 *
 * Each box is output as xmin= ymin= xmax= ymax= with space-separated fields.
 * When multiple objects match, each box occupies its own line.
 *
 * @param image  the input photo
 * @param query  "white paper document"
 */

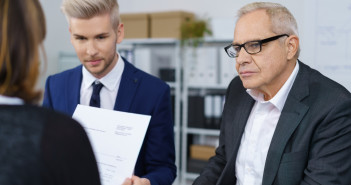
xmin=72 ymin=104 xmax=151 ymax=185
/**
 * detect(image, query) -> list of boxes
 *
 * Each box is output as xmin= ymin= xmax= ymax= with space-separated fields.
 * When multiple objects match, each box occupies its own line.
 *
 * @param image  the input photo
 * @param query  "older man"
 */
xmin=193 ymin=2 xmax=351 ymax=185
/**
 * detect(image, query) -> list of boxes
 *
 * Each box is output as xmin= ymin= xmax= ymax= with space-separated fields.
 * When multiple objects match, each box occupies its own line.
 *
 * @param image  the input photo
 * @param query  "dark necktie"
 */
xmin=89 ymin=81 xmax=104 ymax=108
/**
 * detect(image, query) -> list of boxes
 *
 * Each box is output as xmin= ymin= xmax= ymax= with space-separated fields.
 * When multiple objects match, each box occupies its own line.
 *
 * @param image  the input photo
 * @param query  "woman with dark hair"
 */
xmin=0 ymin=0 xmax=101 ymax=184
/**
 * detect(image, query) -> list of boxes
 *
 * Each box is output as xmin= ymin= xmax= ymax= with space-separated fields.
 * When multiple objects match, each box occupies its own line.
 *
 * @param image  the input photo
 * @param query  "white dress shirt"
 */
xmin=235 ymin=62 xmax=300 ymax=185
xmin=80 ymin=53 xmax=124 ymax=110
xmin=0 ymin=95 xmax=24 ymax=105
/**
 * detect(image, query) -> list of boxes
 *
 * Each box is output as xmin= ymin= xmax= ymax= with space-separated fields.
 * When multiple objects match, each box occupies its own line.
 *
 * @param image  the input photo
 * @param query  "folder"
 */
xmin=188 ymin=96 xmax=205 ymax=128
xmin=220 ymin=48 xmax=237 ymax=86
xmin=134 ymin=46 xmax=175 ymax=80
xmin=204 ymin=95 xmax=213 ymax=128
xmin=186 ymin=47 xmax=218 ymax=86
xmin=212 ymin=95 xmax=223 ymax=129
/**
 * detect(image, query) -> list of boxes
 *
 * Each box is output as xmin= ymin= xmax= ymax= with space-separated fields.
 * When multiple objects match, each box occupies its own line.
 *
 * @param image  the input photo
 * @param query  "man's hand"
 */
xmin=122 ymin=176 xmax=151 ymax=185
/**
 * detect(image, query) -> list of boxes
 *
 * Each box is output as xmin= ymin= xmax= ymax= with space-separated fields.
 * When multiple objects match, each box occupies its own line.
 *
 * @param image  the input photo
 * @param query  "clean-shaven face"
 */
xmin=234 ymin=9 xmax=293 ymax=99
xmin=69 ymin=13 xmax=124 ymax=79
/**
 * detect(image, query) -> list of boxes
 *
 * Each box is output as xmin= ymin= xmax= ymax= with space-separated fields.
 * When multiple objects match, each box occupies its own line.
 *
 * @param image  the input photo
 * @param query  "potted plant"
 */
xmin=180 ymin=18 xmax=212 ymax=48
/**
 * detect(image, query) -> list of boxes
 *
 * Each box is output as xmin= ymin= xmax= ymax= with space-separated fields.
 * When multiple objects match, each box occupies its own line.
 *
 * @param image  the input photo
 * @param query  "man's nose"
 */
xmin=235 ymin=47 xmax=251 ymax=65
xmin=86 ymin=41 xmax=98 ymax=56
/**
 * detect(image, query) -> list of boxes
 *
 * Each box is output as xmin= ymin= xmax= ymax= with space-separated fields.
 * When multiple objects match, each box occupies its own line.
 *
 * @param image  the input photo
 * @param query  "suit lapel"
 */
xmin=114 ymin=59 xmax=140 ymax=112
xmin=262 ymin=61 xmax=310 ymax=185
xmin=262 ymin=100 xmax=308 ymax=185
xmin=230 ymin=93 xmax=255 ymax=157
xmin=222 ymin=93 xmax=255 ymax=184
xmin=225 ymin=78 xmax=256 ymax=159
xmin=217 ymin=79 xmax=255 ymax=184
xmin=67 ymin=66 xmax=83 ymax=115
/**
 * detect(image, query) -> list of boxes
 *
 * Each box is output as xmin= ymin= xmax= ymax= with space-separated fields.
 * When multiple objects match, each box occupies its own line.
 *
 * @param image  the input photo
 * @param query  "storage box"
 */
xmin=190 ymin=144 xmax=216 ymax=160
xmin=120 ymin=13 xmax=150 ymax=38
xmin=150 ymin=11 xmax=194 ymax=38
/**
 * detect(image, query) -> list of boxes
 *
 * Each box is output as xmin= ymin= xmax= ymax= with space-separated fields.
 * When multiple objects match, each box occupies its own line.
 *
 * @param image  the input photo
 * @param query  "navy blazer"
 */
xmin=193 ymin=61 xmax=351 ymax=185
xmin=43 ymin=59 xmax=176 ymax=185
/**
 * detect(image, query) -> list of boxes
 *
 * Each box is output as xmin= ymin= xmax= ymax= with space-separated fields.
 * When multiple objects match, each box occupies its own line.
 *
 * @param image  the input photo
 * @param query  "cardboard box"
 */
xmin=120 ymin=13 xmax=150 ymax=38
xmin=190 ymin=144 xmax=216 ymax=160
xmin=150 ymin=11 xmax=194 ymax=38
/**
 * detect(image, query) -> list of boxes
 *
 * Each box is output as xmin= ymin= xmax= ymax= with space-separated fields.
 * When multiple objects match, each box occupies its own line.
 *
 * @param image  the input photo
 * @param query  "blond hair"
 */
xmin=237 ymin=2 xmax=300 ymax=57
xmin=61 ymin=0 xmax=120 ymax=30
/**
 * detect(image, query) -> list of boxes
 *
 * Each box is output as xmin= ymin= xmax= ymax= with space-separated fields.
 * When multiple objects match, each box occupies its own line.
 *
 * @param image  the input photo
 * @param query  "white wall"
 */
xmin=38 ymin=0 xmax=298 ymax=88
xmin=39 ymin=0 xmax=72 ymax=88
xmin=39 ymin=0 xmax=351 ymax=91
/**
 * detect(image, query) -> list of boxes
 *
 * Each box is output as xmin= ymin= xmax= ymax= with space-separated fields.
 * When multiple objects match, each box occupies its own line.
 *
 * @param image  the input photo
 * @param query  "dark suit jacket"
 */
xmin=43 ymin=59 xmax=176 ymax=185
xmin=193 ymin=61 xmax=351 ymax=185
xmin=0 ymin=105 xmax=101 ymax=185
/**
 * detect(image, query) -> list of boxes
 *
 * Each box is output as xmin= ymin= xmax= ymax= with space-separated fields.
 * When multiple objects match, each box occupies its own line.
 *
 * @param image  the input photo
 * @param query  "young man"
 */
xmin=193 ymin=2 xmax=351 ymax=185
xmin=43 ymin=0 xmax=176 ymax=185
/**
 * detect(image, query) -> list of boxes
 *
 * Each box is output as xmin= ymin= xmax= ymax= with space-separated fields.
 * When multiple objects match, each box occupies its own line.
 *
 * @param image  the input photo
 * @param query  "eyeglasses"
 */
xmin=224 ymin=34 xmax=289 ymax=58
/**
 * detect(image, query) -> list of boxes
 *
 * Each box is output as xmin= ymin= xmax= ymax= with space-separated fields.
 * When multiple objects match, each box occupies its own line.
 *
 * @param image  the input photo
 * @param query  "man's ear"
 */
xmin=116 ymin=23 xmax=125 ymax=44
xmin=286 ymin=35 xmax=299 ymax=60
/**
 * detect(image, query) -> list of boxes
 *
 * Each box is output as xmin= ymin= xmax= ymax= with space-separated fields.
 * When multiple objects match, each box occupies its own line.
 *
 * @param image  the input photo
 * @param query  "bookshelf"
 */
xmin=58 ymin=38 xmax=238 ymax=185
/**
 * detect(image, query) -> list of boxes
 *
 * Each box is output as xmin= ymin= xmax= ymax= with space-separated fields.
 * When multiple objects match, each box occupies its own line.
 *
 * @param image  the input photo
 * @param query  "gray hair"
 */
xmin=61 ymin=0 xmax=120 ymax=30
xmin=237 ymin=2 xmax=300 ymax=57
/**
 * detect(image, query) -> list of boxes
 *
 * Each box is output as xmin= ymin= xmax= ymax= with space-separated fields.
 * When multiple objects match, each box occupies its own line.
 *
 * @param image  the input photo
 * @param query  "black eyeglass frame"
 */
xmin=224 ymin=34 xmax=289 ymax=58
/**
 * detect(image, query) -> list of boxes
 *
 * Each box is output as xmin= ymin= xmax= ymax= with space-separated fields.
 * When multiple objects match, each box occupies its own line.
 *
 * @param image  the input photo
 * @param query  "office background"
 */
xmin=40 ymin=0 xmax=351 ymax=92
xmin=39 ymin=0 xmax=351 ymax=184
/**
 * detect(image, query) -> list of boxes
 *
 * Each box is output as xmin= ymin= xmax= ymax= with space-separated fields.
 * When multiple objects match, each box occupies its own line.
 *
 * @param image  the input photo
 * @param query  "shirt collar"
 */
xmin=247 ymin=61 xmax=300 ymax=111
xmin=0 ymin=95 xmax=24 ymax=105
xmin=82 ymin=53 xmax=125 ymax=91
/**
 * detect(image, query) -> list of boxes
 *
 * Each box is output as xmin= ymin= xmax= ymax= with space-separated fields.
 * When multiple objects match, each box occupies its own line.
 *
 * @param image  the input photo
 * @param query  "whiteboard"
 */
xmin=301 ymin=0 xmax=351 ymax=92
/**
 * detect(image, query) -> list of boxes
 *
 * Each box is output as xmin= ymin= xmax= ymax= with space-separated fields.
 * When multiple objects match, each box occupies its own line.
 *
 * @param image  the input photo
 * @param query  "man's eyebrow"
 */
xmin=99 ymin=32 xmax=109 ymax=35
xmin=72 ymin=32 xmax=110 ymax=37
xmin=233 ymin=38 xmax=262 ymax=45
xmin=233 ymin=41 xmax=244 ymax=45
xmin=73 ymin=34 xmax=85 ymax=37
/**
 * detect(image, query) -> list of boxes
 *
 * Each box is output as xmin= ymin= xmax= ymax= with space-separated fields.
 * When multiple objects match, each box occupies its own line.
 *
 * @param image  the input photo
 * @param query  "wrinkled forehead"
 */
xmin=234 ymin=9 xmax=273 ymax=44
